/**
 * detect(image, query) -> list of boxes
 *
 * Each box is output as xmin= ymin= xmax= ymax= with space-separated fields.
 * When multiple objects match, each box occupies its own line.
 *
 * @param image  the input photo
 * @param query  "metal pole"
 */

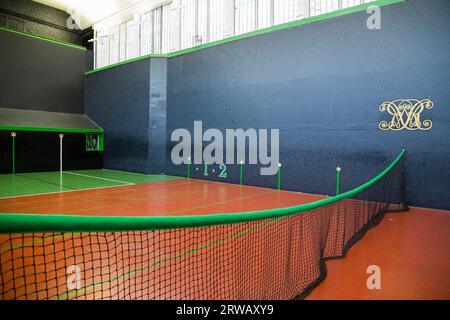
xmin=151 ymin=11 xmax=155 ymax=54
xmin=59 ymin=134 xmax=64 ymax=173
xmin=159 ymin=7 xmax=163 ymax=53
xmin=305 ymin=0 xmax=310 ymax=18
xmin=11 ymin=132 xmax=16 ymax=174
xmin=206 ymin=0 xmax=211 ymax=43
xmin=255 ymin=0 xmax=259 ymax=30
xmin=93 ymin=31 xmax=97 ymax=69
xmin=194 ymin=0 xmax=199 ymax=45
xmin=270 ymin=0 xmax=274 ymax=26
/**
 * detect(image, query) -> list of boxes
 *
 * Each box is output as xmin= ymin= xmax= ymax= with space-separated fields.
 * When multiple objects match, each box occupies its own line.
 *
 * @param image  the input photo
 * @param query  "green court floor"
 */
xmin=0 ymin=169 xmax=184 ymax=198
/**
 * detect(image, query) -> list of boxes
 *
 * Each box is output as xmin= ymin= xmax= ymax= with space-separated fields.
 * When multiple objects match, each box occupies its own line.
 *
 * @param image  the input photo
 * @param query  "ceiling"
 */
xmin=32 ymin=0 xmax=153 ymax=29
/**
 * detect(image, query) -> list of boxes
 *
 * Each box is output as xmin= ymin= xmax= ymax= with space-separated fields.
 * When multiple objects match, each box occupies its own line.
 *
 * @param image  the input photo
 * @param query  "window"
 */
xmin=119 ymin=22 xmax=127 ymax=61
xmin=110 ymin=25 xmax=120 ymax=64
xmin=257 ymin=0 xmax=272 ymax=29
xmin=161 ymin=3 xmax=173 ymax=53
xmin=235 ymin=0 xmax=257 ymax=35
xmin=310 ymin=0 xmax=339 ymax=16
xmin=209 ymin=0 xmax=225 ymax=41
xmin=141 ymin=12 xmax=152 ymax=55
xmin=153 ymin=7 xmax=163 ymax=53
xmin=95 ymin=29 xmax=110 ymax=68
xmin=93 ymin=0 xmax=376 ymax=69
xmin=126 ymin=19 xmax=140 ymax=59
xmin=180 ymin=0 xmax=197 ymax=49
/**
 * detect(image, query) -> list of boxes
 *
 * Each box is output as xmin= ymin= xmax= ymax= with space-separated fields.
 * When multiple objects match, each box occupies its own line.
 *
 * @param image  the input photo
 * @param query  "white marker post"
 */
xmin=277 ymin=163 xmax=282 ymax=190
xmin=187 ymin=156 xmax=191 ymax=179
xmin=59 ymin=134 xmax=64 ymax=173
xmin=239 ymin=160 xmax=244 ymax=185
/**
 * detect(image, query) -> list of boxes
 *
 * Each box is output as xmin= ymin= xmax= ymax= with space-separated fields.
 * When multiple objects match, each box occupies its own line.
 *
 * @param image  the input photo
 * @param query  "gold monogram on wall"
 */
xmin=379 ymin=98 xmax=434 ymax=131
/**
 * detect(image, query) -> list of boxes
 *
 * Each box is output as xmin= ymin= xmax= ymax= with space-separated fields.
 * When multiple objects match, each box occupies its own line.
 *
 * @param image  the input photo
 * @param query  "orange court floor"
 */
xmin=0 ymin=170 xmax=449 ymax=299
xmin=307 ymin=207 xmax=450 ymax=300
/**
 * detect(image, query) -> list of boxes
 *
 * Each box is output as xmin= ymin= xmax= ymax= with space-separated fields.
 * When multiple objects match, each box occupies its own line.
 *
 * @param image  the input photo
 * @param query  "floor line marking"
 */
xmin=100 ymin=169 xmax=183 ymax=179
xmin=169 ymin=190 xmax=276 ymax=215
xmin=38 ymin=184 xmax=236 ymax=215
xmin=0 ymin=180 xmax=202 ymax=207
xmin=0 ymin=181 xmax=208 ymax=210
xmin=16 ymin=173 xmax=78 ymax=191
xmin=0 ymin=182 xmax=229 ymax=215
xmin=63 ymin=171 xmax=135 ymax=185
xmin=187 ymin=177 xmax=329 ymax=197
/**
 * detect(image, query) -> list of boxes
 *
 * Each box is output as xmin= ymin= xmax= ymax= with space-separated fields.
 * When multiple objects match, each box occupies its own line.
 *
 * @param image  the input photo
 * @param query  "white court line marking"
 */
xmin=64 ymin=171 xmax=135 ymax=185
xmin=101 ymin=169 xmax=172 ymax=177
xmin=0 ymin=184 xmax=134 ymax=200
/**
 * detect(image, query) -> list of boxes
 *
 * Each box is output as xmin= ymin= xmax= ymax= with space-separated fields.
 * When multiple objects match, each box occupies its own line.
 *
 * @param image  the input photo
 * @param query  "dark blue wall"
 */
xmin=86 ymin=59 xmax=151 ymax=173
xmin=86 ymin=58 xmax=168 ymax=174
xmin=165 ymin=0 xmax=450 ymax=210
xmin=0 ymin=28 xmax=86 ymax=113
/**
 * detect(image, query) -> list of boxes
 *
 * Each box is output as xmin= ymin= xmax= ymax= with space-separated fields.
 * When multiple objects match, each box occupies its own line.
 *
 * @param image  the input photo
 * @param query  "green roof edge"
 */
xmin=0 ymin=125 xmax=103 ymax=134
xmin=0 ymin=25 xmax=86 ymax=51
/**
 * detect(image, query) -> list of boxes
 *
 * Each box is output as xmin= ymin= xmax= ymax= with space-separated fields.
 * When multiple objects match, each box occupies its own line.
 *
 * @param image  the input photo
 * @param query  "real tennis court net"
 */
xmin=0 ymin=151 xmax=406 ymax=300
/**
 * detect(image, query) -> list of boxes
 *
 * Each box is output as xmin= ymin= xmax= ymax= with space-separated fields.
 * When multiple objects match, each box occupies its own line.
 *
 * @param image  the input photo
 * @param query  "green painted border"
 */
xmin=0 ymin=25 xmax=86 ymax=51
xmin=85 ymin=0 xmax=406 ymax=75
xmin=0 ymin=125 xmax=103 ymax=134
xmin=0 ymin=150 xmax=405 ymax=233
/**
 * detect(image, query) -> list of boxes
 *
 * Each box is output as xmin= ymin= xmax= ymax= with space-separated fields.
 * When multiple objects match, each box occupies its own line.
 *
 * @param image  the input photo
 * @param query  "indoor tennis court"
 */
xmin=0 ymin=156 xmax=407 ymax=300
xmin=0 ymin=0 xmax=449 ymax=302
xmin=0 ymin=170 xmax=328 ymax=299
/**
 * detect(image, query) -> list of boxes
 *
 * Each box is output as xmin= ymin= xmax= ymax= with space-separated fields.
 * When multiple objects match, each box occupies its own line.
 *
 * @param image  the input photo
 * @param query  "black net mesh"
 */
xmin=0 ymin=157 xmax=405 ymax=300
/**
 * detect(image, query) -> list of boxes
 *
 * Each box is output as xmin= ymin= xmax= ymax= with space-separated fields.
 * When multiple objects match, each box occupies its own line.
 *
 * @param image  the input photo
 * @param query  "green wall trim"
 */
xmin=0 ymin=126 xmax=103 ymax=134
xmin=0 ymin=25 xmax=86 ymax=51
xmin=85 ymin=54 xmax=169 ymax=75
xmin=85 ymin=0 xmax=406 ymax=76
xmin=0 ymin=150 xmax=405 ymax=233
